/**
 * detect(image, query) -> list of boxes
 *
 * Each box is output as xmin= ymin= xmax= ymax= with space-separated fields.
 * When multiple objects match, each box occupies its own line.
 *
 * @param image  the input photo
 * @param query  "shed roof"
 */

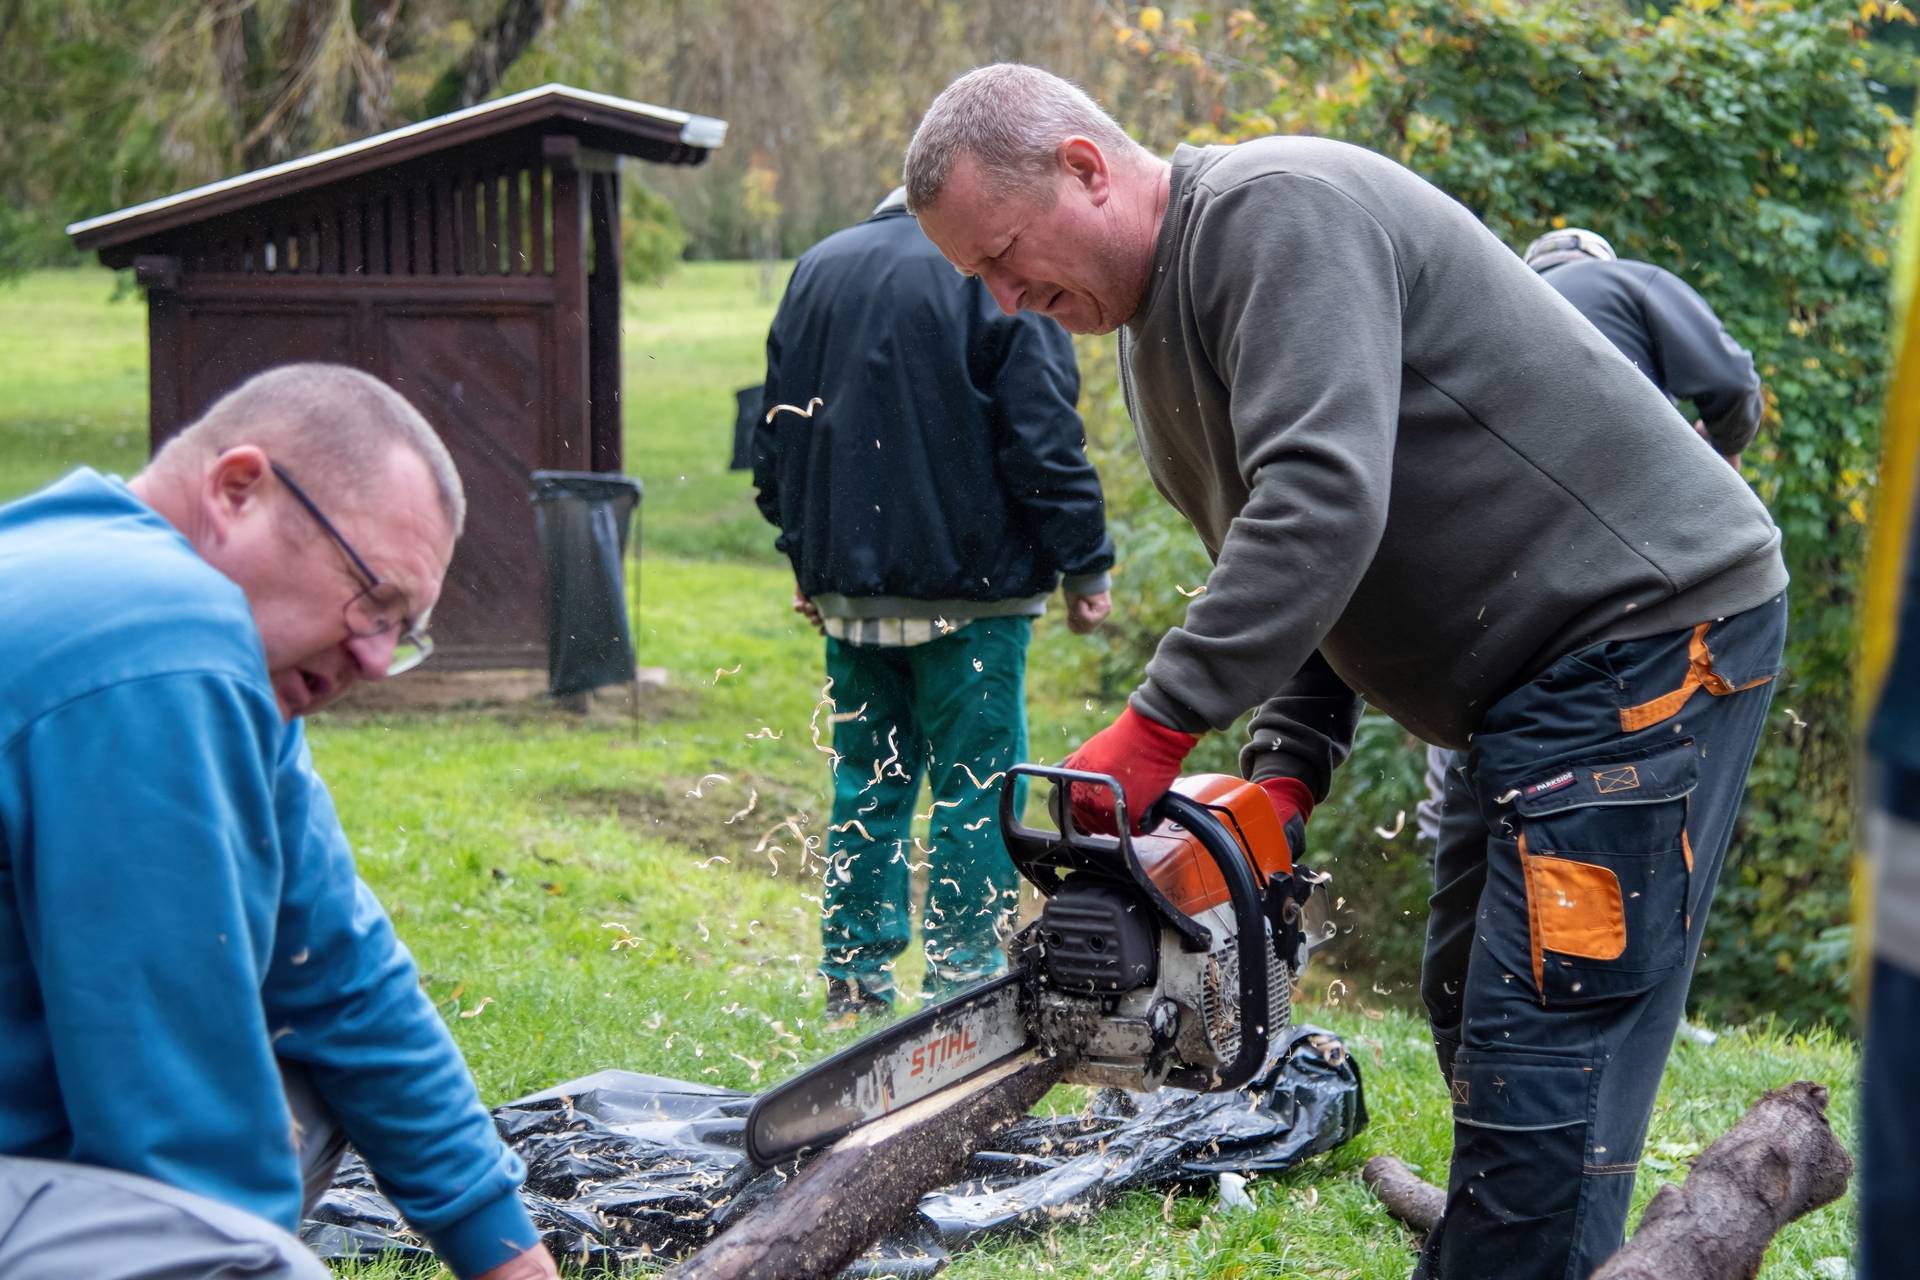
xmin=68 ymin=83 xmax=726 ymax=252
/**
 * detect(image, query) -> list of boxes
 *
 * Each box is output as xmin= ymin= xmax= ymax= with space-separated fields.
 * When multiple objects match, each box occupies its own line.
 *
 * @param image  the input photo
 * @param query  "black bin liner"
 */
xmin=731 ymin=385 xmax=763 ymax=471
xmin=528 ymin=471 xmax=642 ymax=697
xmin=302 ymin=1024 xmax=1365 ymax=1276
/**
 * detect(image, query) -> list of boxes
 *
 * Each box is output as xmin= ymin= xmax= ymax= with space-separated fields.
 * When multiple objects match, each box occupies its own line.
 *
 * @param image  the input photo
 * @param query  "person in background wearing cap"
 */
xmin=1414 ymin=229 xmax=1768 ymax=847
xmin=1525 ymin=226 xmax=1764 ymax=466
xmin=904 ymin=63 xmax=1787 ymax=1280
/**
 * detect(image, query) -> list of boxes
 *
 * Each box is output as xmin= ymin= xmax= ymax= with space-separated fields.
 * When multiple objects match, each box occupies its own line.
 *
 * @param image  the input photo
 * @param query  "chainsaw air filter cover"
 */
xmin=1038 ymin=883 xmax=1157 ymax=993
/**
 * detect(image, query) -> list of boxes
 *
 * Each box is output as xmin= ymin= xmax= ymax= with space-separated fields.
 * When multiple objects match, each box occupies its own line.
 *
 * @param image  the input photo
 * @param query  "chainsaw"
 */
xmin=744 ymin=764 xmax=1321 ymax=1166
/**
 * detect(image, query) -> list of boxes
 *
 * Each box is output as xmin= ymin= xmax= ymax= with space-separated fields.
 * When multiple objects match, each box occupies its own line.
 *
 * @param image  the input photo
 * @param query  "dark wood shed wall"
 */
xmin=133 ymin=138 xmax=626 ymax=668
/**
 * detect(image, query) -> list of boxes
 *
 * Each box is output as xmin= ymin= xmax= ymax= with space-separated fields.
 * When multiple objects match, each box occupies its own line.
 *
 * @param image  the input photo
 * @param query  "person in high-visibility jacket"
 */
xmin=1857 ymin=159 xmax=1920 ymax=1280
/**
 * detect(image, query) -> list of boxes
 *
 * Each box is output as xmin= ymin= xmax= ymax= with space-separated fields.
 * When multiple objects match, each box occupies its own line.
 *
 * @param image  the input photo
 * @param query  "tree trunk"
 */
xmin=1590 ymin=1081 xmax=1852 ymax=1280
xmin=1361 ymin=1080 xmax=1852 ymax=1278
xmin=422 ymin=0 xmax=558 ymax=117
xmin=236 ymin=0 xmax=398 ymax=167
xmin=210 ymin=1 xmax=265 ymax=145
xmin=668 ymin=1052 xmax=1065 ymax=1280
xmin=245 ymin=0 xmax=329 ymax=167
xmin=349 ymin=0 xmax=401 ymax=136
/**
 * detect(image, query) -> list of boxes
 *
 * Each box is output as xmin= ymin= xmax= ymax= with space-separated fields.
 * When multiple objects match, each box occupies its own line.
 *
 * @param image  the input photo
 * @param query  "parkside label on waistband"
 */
xmin=1524 ymin=771 xmax=1576 ymax=799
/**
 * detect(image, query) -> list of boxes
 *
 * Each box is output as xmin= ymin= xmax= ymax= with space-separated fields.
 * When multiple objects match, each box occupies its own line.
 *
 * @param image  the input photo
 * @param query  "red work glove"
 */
xmin=1063 ymin=705 xmax=1200 ymax=835
xmin=1259 ymin=776 xmax=1314 ymax=861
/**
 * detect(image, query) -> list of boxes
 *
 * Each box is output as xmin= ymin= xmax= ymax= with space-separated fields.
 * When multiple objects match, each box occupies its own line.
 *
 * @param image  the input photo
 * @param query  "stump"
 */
xmin=668 ymin=1052 xmax=1066 ymax=1280
xmin=1590 ymin=1081 xmax=1852 ymax=1280
xmin=1360 ymin=1079 xmax=1852 ymax=1278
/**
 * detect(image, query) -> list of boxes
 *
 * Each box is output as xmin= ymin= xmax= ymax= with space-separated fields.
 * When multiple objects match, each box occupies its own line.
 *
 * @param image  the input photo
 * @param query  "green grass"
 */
xmin=945 ymin=1014 xmax=1859 ymax=1280
xmin=0 ymin=270 xmax=149 ymax=495
xmin=623 ymin=262 xmax=795 ymax=563
xmin=0 ymin=265 xmax=1860 ymax=1278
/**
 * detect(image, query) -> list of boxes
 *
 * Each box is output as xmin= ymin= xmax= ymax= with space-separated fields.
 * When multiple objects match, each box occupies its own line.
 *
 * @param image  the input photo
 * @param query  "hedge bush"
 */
xmin=622 ymin=178 xmax=688 ymax=287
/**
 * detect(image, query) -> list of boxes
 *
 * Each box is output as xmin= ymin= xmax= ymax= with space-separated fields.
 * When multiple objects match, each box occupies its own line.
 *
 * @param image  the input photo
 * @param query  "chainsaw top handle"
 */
xmin=1000 ymin=764 xmax=1211 ymax=954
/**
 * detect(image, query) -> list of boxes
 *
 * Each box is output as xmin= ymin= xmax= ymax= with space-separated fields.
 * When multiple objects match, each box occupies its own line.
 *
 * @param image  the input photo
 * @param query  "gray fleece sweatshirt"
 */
xmin=1119 ymin=140 xmax=1787 ymax=795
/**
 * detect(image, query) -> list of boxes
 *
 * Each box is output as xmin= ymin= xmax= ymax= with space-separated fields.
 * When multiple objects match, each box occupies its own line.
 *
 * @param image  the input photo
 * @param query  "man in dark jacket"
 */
xmin=754 ymin=188 xmax=1114 ymax=1025
xmin=1524 ymin=226 xmax=1764 ymax=462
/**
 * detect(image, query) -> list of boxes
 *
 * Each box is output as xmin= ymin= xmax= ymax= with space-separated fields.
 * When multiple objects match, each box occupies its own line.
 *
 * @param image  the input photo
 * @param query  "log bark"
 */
xmin=669 ymin=1052 xmax=1066 ymax=1280
xmin=1360 ymin=1080 xmax=1852 ymax=1278
xmin=1590 ymin=1080 xmax=1852 ymax=1280
xmin=1362 ymin=1155 xmax=1444 ymax=1234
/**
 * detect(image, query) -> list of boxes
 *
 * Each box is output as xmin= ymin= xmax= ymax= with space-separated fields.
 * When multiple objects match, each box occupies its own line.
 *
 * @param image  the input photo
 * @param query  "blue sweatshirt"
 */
xmin=0 ymin=470 xmax=537 ymax=1276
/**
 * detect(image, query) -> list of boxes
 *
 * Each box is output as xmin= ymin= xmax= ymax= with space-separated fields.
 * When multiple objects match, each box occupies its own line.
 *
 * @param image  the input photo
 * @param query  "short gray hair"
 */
xmin=905 ymin=64 xmax=1141 ymax=213
xmin=151 ymin=363 xmax=466 ymax=538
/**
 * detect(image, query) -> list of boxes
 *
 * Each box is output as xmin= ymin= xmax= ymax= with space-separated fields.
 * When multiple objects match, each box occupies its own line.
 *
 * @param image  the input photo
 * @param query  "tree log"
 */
xmin=1362 ymin=1155 xmax=1444 ymax=1234
xmin=668 ymin=1052 xmax=1066 ymax=1280
xmin=1590 ymin=1080 xmax=1852 ymax=1280
xmin=1360 ymin=1080 xmax=1852 ymax=1277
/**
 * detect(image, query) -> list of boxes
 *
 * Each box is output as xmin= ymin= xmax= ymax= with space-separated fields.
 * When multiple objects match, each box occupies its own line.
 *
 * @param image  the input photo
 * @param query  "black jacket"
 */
xmin=753 ymin=206 xmax=1112 ymax=608
xmin=1540 ymin=258 xmax=1765 ymax=455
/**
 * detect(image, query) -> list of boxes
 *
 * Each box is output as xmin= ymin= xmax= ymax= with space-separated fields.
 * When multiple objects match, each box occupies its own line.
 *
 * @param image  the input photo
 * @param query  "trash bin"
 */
xmin=730 ymin=384 xmax=762 ymax=471
xmin=528 ymin=471 xmax=643 ymax=698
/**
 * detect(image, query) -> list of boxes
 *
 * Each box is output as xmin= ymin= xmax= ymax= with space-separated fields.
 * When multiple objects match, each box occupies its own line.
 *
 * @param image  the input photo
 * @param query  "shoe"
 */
xmin=824 ymin=977 xmax=892 ymax=1030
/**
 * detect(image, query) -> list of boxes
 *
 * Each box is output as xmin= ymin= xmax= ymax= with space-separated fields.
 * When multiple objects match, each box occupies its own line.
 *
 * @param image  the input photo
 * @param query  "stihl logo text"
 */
xmin=908 ymin=1026 xmax=981 ymax=1078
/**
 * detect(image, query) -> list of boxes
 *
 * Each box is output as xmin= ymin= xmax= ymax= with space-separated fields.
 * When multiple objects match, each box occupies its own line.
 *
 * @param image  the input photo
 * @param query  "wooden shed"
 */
xmin=68 ymin=84 xmax=726 ymax=669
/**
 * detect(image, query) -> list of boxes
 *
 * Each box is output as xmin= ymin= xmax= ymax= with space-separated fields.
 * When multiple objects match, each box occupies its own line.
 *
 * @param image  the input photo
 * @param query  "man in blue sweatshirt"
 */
xmin=0 ymin=364 xmax=555 ymax=1279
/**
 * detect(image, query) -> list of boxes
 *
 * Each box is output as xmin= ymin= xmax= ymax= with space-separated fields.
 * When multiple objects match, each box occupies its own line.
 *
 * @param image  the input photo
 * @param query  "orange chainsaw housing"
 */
xmin=1127 ymin=774 xmax=1294 ymax=920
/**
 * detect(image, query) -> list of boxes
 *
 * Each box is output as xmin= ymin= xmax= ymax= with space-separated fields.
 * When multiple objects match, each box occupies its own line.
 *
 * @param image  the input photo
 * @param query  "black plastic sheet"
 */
xmin=302 ymin=1024 xmax=1365 ymax=1276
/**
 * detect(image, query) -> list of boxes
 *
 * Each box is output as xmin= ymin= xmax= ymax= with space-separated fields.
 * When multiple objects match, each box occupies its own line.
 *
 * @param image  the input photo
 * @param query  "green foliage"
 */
xmin=622 ymin=178 xmax=688 ymax=287
xmin=0 ymin=1 xmax=536 ymax=278
xmin=1095 ymin=0 xmax=1905 ymax=1025
xmin=0 ymin=2 xmax=222 ymax=274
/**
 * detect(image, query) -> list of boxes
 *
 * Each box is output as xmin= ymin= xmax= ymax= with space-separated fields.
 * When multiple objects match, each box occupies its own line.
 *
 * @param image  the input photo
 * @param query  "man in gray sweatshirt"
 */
xmin=907 ymin=65 xmax=1786 ymax=1280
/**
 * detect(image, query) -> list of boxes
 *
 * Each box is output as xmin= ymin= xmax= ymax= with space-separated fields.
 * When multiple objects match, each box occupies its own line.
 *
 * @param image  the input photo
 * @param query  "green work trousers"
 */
xmin=820 ymin=617 xmax=1031 ymax=999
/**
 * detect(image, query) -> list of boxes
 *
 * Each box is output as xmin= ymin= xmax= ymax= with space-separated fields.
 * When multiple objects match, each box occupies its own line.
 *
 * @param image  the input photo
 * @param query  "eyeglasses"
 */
xmin=270 ymin=462 xmax=434 ymax=676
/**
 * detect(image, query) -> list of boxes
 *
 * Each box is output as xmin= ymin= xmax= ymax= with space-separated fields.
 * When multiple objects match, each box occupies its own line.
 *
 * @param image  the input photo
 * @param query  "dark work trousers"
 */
xmin=1860 ymin=955 xmax=1920 ymax=1280
xmin=1415 ymin=593 xmax=1785 ymax=1280
xmin=1858 ymin=805 xmax=1920 ymax=1280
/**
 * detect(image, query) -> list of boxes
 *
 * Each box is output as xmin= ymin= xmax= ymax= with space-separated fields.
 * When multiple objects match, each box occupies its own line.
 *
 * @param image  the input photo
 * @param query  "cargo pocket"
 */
xmin=1445 ymin=1052 xmax=1586 ymax=1269
xmin=1508 ymin=738 xmax=1699 ymax=1005
xmin=1450 ymin=1051 xmax=1590 ymax=1130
